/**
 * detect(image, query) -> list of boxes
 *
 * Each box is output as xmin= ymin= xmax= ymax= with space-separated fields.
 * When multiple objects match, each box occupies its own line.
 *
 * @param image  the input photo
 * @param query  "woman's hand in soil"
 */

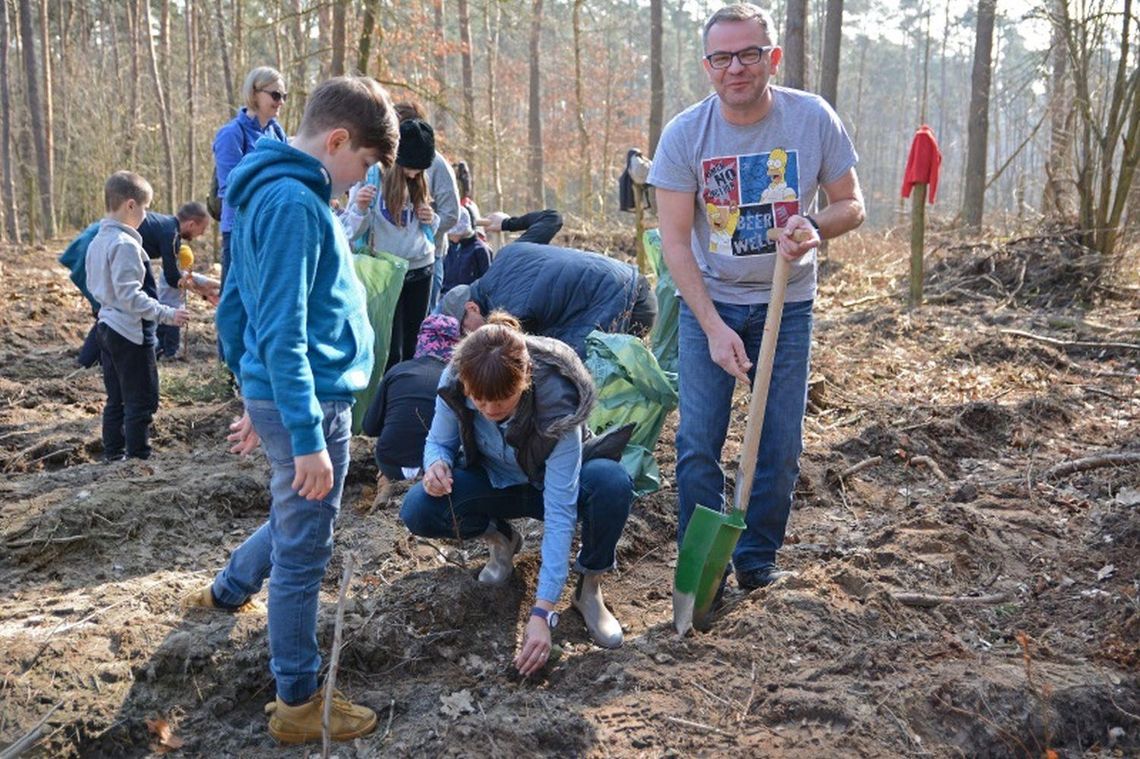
xmin=514 ymin=615 xmax=552 ymax=677
xmin=293 ymin=450 xmax=334 ymax=501
xmin=355 ymin=184 xmax=377 ymax=212
xmin=423 ymin=460 xmax=452 ymax=497
xmin=227 ymin=412 xmax=260 ymax=456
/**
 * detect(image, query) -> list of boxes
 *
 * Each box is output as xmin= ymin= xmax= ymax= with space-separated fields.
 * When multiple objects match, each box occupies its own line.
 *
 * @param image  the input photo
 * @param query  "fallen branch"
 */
xmin=0 ymin=701 xmax=63 ymax=759
xmin=840 ymin=293 xmax=890 ymax=308
xmin=322 ymin=553 xmax=356 ymax=759
xmin=908 ymin=455 xmax=948 ymax=482
xmin=839 ymin=456 xmax=882 ymax=480
xmin=663 ymin=715 xmax=731 ymax=736
xmin=891 ymin=591 xmax=1012 ymax=608
xmin=1044 ymin=452 xmax=1140 ymax=479
xmin=1000 ymin=329 xmax=1140 ymax=352
xmin=4 ymin=531 xmax=118 ymax=550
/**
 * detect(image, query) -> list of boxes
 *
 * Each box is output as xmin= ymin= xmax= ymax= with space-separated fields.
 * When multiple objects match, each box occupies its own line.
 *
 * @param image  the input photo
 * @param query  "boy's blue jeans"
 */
xmin=97 ymin=322 xmax=159 ymax=460
xmin=155 ymin=324 xmax=181 ymax=359
xmin=399 ymin=459 xmax=633 ymax=574
xmin=211 ymin=398 xmax=352 ymax=705
xmin=675 ymin=298 xmax=813 ymax=576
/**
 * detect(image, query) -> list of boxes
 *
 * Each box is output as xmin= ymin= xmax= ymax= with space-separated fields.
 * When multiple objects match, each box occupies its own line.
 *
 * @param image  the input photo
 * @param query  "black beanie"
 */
xmin=397 ymin=119 xmax=435 ymax=170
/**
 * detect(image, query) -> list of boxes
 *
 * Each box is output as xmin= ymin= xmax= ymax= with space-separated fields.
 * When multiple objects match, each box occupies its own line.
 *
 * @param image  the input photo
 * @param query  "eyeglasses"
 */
xmin=704 ymin=46 xmax=771 ymax=70
xmin=259 ymin=89 xmax=287 ymax=103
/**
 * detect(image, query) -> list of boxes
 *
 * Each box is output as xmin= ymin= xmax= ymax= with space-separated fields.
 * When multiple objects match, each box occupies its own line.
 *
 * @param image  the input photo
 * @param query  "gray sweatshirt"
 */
xmin=426 ymin=152 xmax=460 ymax=259
xmin=342 ymin=178 xmax=440 ymax=271
xmin=86 ymin=218 xmax=178 ymax=344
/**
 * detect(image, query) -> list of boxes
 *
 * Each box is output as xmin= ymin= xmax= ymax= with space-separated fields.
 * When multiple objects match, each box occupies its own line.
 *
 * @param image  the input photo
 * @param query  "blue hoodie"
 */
xmin=216 ymin=137 xmax=375 ymax=456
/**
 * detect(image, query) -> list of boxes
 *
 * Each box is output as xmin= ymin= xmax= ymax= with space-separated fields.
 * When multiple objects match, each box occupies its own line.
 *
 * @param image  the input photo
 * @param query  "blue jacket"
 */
xmin=212 ymin=108 xmax=287 ymax=233
xmin=442 ymin=235 xmax=491 ymax=293
xmin=59 ymin=222 xmax=101 ymax=310
xmin=469 ymin=242 xmax=641 ymax=357
xmin=216 ymin=138 xmax=375 ymax=456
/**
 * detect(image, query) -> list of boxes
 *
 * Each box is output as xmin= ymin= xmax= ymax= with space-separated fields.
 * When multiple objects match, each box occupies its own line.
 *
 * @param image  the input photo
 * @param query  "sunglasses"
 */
xmin=259 ymin=89 xmax=287 ymax=103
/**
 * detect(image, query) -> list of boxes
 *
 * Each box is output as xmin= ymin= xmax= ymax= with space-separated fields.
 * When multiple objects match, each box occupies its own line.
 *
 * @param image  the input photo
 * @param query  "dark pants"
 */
xmin=97 ymin=322 xmax=159 ymax=460
xmin=629 ymin=274 xmax=658 ymax=336
xmin=376 ymin=459 xmax=406 ymax=481
xmin=387 ymin=265 xmax=433 ymax=372
xmin=78 ymin=319 xmax=101 ymax=368
xmin=156 ymin=324 xmax=181 ymax=359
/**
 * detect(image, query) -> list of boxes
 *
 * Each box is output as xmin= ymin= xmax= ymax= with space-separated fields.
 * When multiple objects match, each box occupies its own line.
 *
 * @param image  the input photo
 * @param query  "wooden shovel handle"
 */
xmin=732 ymin=253 xmax=792 ymax=515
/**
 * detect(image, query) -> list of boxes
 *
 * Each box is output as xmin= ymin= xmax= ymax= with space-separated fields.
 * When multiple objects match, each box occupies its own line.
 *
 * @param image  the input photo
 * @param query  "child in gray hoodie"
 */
xmin=85 ymin=171 xmax=189 ymax=460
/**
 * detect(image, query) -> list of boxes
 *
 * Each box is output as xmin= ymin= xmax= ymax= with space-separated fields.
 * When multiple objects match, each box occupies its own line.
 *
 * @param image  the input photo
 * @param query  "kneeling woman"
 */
xmin=400 ymin=316 xmax=633 ymax=675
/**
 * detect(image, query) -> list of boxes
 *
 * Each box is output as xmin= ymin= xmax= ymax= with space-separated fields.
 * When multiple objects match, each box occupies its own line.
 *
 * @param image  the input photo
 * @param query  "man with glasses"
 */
xmin=648 ymin=3 xmax=864 ymax=591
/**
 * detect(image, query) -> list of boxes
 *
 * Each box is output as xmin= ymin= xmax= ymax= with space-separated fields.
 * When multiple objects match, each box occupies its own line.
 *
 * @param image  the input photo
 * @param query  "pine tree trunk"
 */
xmin=483 ymin=0 xmax=502 ymax=209
xmin=572 ymin=0 xmax=591 ymax=217
xmin=819 ymin=0 xmax=842 ymax=107
xmin=291 ymin=0 xmax=306 ymax=124
xmin=18 ymin=0 xmax=54 ymax=237
xmin=186 ymin=0 xmax=196 ymax=200
xmin=213 ymin=0 xmax=235 ymax=106
xmin=1041 ymin=0 xmax=1073 ymax=219
xmin=126 ymin=0 xmax=141 ymax=165
xmin=331 ymin=0 xmax=346 ymax=76
xmin=962 ymin=0 xmax=996 ymax=231
xmin=432 ymin=0 xmax=446 ymax=128
xmin=233 ymin=0 xmax=243 ymax=76
xmin=357 ymin=0 xmax=377 ymax=75
xmin=458 ymin=0 xmax=474 ymax=161
xmin=38 ymin=0 xmax=54 ymax=232
xmin=648 ymin=0 xmax=663 ymax=157
xmin=0 ymin=0 xmax=20 ymax=242
xmin=527 ymin=0 xmax=544 ymax=209
xmin=143 ymin=0 xmax=175 ymax=209
xmin=783 ymin=0 xmax=808 ymax=90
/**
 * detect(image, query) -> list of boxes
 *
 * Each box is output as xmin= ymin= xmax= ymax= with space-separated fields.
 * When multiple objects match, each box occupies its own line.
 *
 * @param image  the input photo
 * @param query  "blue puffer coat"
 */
xmin=468 ymin=242 xmax=639 ymax=357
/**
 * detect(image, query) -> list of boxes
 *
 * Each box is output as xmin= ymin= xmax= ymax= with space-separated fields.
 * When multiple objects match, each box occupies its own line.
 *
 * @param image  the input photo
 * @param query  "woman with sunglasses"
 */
xmin=212 ymin=66 xmax=289 ymax=287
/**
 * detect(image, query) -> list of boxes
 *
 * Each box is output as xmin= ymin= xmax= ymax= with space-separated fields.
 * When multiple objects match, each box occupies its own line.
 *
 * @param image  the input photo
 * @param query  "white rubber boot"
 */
xmin=571 ymin=573 xmax=624 ymax=649
xmin=477 ymin=524 xmax=522 ymax=585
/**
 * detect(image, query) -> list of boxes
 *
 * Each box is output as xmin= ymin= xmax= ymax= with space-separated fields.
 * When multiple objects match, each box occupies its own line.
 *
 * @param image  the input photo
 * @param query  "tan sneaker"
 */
xmin=179 ymin=585 xmax=265 ymax=614
xmin=268 ymin=690 xmax=377 ymax=745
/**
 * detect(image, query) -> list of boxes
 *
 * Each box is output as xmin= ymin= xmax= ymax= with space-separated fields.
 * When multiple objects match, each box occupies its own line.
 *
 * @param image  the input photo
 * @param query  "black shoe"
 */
xmin=736 ymin=566 xmax=795 ymax=591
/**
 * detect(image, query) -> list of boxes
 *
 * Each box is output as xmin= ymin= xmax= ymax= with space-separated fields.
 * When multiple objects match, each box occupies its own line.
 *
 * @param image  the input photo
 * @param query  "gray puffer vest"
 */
xmin=437 ymin=335 xmax=633 ymax=484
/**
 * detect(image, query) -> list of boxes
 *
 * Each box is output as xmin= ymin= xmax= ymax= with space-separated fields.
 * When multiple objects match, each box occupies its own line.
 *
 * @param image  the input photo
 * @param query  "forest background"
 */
xmin=0 ymin=0 xmax=1136 ymax=261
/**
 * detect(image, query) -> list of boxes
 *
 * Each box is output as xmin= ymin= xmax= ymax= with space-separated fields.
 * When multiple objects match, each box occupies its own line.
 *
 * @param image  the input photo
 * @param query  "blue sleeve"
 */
xmin=216 ymin=246 xmax=247 ymax=378
xmin=504 ymin=210 xmax=563 ymax=245
xmin=422 ymin=372 xmax=461 ymax=470
xmin=535 ymin=430 xmax=583 ymax=603
xmin=213 ymin=122 xmax=244 ymax=199
xmin=253 ymin=200 xmax=326 ymax=455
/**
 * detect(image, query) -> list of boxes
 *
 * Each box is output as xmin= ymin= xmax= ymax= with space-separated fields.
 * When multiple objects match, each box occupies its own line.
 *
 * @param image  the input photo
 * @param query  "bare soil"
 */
xmin=1 ymin=228 xmax=1138 ymax=758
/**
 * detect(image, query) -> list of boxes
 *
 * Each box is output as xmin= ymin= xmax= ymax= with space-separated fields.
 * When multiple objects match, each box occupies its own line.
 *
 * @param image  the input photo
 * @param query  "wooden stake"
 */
xmin=909 ymin=182 xmax=927 ymax=308
xmin=322 ymin=553 xmax=356 ymax=759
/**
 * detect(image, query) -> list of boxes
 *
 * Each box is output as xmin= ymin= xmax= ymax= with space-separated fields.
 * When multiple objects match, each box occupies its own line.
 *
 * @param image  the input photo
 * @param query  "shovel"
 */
xmin=673 ymin=231 xmax=800 ymax=635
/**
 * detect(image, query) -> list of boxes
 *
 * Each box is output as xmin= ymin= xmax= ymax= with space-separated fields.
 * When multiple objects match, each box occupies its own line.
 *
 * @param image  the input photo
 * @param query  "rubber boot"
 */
xmin=571 ymin=573 xmax=624 ymax=649
xmin=477 ymin=523 xmax=522 ymax=585
xmin=267 ymin=690 xmax=376 ymax=745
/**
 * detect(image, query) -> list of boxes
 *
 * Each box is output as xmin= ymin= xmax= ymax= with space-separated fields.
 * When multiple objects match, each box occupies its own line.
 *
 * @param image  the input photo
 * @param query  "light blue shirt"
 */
xmin=424 ymin=368 xmax=582 ymax=604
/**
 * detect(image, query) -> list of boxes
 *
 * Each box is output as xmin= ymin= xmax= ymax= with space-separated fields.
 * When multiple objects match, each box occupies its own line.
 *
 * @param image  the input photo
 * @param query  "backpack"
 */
xmin=207 ymin=168 xmax=223 ymax=221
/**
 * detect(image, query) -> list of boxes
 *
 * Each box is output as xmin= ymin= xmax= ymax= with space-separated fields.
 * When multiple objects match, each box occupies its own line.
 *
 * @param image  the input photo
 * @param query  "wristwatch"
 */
xmin=530 ymin=606 xmax=560 ymax=629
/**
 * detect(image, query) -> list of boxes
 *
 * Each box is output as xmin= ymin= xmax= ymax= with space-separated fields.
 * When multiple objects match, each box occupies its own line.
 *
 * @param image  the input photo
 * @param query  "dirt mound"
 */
xmin=923 ymin=228 xmax=1107 ymax=308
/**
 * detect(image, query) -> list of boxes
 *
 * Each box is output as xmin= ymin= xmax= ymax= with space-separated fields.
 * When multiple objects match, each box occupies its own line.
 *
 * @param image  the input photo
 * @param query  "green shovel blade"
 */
xmin=673 ymin=503 xmax=747 ymax=634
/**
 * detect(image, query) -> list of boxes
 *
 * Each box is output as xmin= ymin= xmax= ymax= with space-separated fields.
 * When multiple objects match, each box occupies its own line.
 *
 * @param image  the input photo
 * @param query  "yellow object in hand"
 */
xmin=178 ymin=243 xmax=194 ymax=271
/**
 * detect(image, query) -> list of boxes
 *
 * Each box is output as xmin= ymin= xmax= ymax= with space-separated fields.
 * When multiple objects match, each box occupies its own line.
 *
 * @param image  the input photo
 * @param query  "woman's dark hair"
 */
xmin=452 ymin=312 xmax=528 ymax=401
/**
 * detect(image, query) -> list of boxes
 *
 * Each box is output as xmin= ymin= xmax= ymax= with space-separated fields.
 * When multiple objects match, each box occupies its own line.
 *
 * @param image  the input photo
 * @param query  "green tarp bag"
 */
xmin=351 ymin=248 xmax=408 ymax=434
xmin=643 ymin=228 xmax=679 ymax=375
xmin=585 ymin=330 xmax=678 ymax=496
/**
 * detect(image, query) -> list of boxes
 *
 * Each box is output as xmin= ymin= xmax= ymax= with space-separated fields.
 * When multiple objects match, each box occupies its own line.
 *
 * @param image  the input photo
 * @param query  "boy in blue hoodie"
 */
xmin=180 ymin=77 xmax=400 ymax=745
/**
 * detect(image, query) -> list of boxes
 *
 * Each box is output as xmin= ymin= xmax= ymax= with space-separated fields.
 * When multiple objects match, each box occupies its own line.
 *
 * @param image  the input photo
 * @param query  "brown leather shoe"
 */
xmin=268 ymin=690 xmax=377 ymax=745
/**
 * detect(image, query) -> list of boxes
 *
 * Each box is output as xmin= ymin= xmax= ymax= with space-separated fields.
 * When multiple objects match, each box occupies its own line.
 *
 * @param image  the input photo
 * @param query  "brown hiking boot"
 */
xmin=179 ymin=585 xmax=265 ymax=614
xmin=268 ymin=690 xmax=377 ymax=745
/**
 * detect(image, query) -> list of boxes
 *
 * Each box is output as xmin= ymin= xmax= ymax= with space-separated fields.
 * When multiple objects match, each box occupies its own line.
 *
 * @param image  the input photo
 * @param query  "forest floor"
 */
xmin=0 ymin=225 xmax=1138 ymax=758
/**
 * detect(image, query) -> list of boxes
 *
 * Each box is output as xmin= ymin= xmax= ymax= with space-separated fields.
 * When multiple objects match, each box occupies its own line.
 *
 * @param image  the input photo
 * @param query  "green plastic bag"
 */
xmin=643 ymin=229 xmax=679 ymax=375
xmin=351 ymin=248 xmax=408 ymax=434
xmin=585 ymin=330 xmax=678 ymax=495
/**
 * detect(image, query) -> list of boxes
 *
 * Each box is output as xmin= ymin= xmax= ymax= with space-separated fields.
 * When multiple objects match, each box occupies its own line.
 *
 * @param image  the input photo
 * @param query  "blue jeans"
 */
xmin=97 ymin=322 xmax=159 ymax=460
xmin=155 ymin=324 xmax=181 ymax=359
xmin=399 ymin=459 xmax=632 ymax=574
xmin=210 ymin=398 xmax=352 ymax=705
xmin=676 ymin=298 xmax=813 ymax=575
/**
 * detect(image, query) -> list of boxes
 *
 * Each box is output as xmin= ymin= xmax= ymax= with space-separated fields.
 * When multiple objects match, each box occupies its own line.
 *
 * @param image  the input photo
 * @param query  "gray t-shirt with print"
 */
xmin=648 ymin=86 xmax=858 ymax=305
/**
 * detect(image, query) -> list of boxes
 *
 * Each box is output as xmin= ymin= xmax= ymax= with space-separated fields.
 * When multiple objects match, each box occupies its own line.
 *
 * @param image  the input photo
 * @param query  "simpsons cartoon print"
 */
xmin=701 ymin=149 xmax=800 ymax=257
